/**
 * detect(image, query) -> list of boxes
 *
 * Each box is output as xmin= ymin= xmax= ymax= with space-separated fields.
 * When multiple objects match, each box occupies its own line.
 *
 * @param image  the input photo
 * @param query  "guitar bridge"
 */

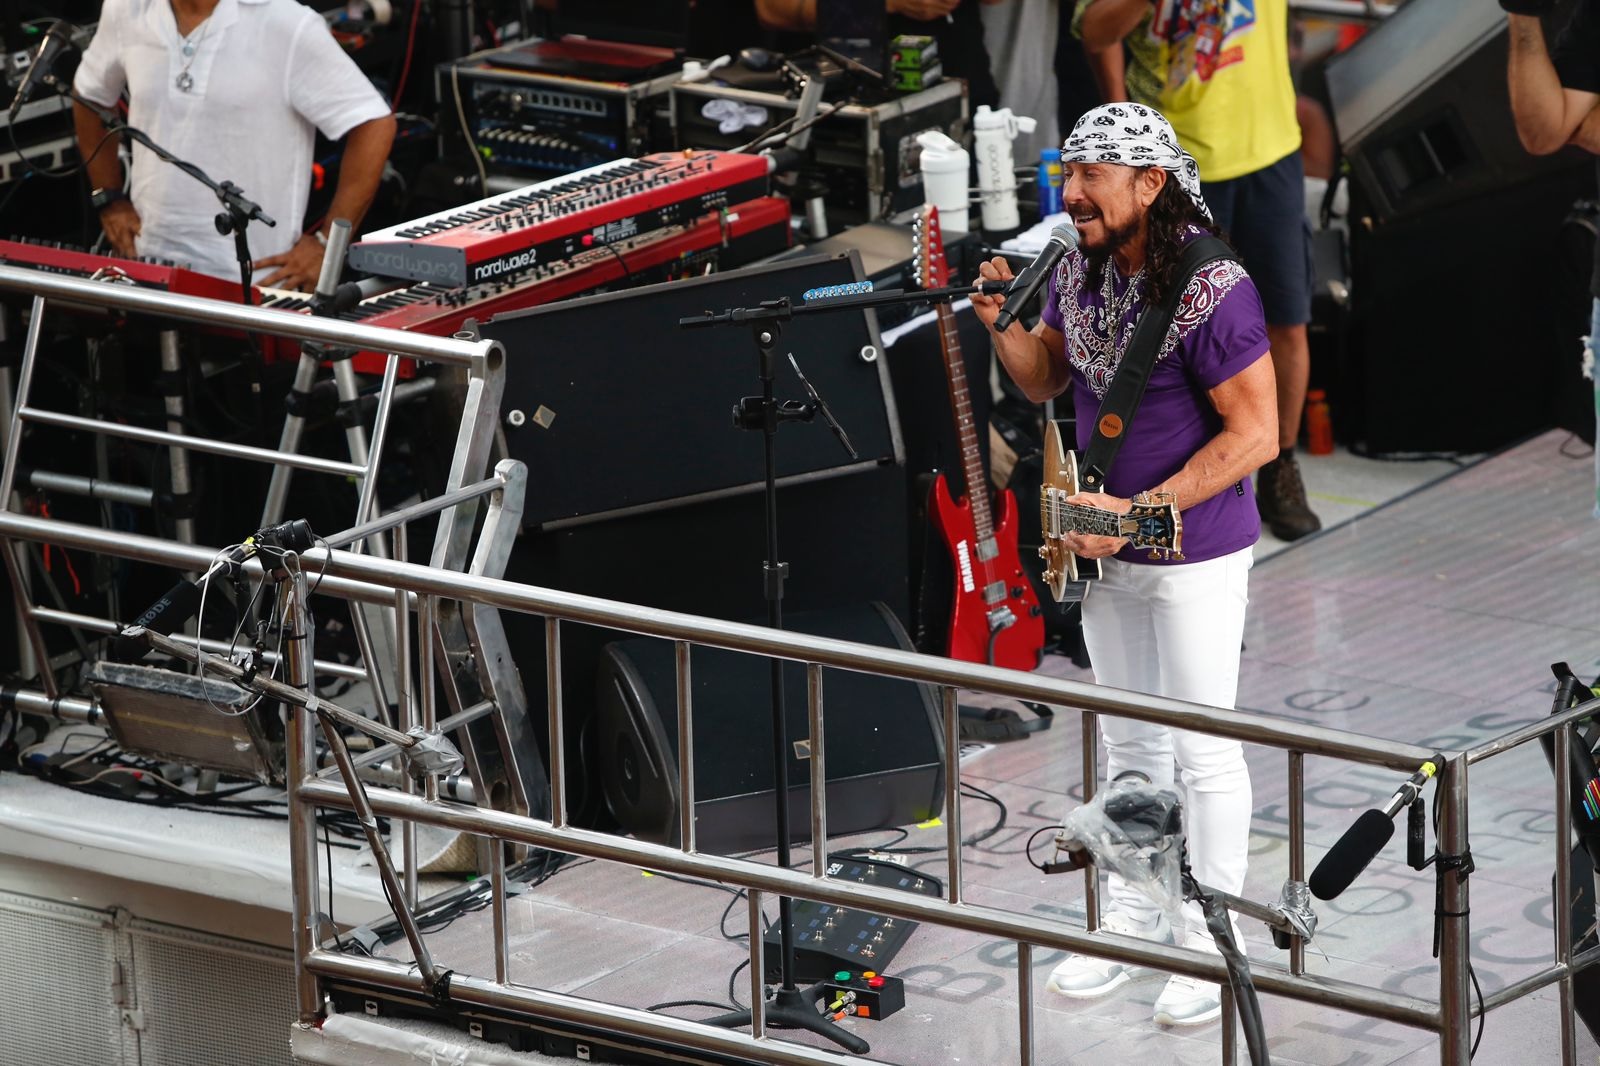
xmin=987 ymin=605 xmax=1017 ymax=632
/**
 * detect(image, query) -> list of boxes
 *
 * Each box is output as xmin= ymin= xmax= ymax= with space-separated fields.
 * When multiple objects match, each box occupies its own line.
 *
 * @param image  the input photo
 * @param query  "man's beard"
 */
xmin=1082 ymin=214 xmax=1146 ymax=278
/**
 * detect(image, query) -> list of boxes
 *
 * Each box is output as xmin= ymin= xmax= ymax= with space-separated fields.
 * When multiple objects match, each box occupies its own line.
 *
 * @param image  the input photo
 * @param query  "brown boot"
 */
xmin=1256 ymin=450 xmax=1322 ymax=541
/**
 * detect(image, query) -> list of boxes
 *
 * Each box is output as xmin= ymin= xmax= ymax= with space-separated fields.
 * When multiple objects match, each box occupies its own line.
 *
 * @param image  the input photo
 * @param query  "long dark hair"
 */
xmin=1144 ymin=174 xmax=1227 ymax=305
xmin=1084 ymin=172 xmax=1227 ymax=307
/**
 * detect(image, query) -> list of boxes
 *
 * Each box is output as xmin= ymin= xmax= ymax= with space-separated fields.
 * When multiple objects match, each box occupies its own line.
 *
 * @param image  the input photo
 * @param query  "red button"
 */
xmin=867 ymin=976 xmax=885 ymax=989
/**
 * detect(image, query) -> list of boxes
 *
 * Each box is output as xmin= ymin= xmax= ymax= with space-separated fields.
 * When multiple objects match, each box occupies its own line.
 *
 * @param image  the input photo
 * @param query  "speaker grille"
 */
xmin=0 ymin=894 xmax=125 ymax=1065
xmin=128 ymin=923 xmax=295 ymax=1066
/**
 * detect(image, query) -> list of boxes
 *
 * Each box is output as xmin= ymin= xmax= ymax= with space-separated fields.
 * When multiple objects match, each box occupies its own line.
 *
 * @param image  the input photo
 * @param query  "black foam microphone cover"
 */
xmin=1310 ymin=808 xmax=1394 ymax=901
xmin=111 ymin=578 xmax=202 ymax=662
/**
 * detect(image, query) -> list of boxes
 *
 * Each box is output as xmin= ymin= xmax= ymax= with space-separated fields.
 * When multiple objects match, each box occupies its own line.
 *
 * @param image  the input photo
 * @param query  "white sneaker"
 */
xmin=1153 ymin=973 xmax=1222 ymax=1026
xmin=1045 ymin=910 xmax=1174 ymax=999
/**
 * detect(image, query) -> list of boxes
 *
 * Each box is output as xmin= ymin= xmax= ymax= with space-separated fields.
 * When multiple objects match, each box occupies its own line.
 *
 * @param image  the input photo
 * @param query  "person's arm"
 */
xmin=255 ymin=114 xmax=396 ymax=289
xmin=1507 ymin=13 xmax=1599 ymax=154
xmin=1571 ymin=103 xmax=1600 ymax=151
xmin=72 ymin=101 xmax=141 ymax=257
xmin=1085 ymin=44 xmax=1126 ymax=103
xmin=1079 ymin=0 xmax=1153 ymax=51
xmin=1063 ymin=354 xmax=1278 ymax=560
xmin=754 ymin=0 xmax=815 ymax=30
xmin=970 ymin=256 xmax=1071 ymax=402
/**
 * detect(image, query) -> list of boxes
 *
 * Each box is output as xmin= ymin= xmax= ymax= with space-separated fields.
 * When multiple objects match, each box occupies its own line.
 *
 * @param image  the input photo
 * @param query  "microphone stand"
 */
xmin=677 ymin=282 xmax=982 ymax=1055
xmin=46 ymin=76 xmax=276 ymax=309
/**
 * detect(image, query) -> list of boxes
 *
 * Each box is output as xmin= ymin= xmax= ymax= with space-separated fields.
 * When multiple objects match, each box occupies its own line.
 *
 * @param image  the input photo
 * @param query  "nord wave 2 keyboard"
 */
xmin=264 ymin=196 xmax=791 ymax=371
xmin=345 ymin=151 xmax=770 ymax=287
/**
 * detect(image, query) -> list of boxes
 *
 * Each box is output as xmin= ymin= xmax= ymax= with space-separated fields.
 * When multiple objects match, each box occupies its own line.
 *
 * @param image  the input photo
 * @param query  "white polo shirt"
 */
xmin=74 ymin=0 xmax=390 ymax=281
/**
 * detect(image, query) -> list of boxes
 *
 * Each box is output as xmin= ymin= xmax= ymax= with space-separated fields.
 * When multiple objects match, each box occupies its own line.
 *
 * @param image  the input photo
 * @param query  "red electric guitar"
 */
xmin=914 ymin=206 xmax=1045 ymax=670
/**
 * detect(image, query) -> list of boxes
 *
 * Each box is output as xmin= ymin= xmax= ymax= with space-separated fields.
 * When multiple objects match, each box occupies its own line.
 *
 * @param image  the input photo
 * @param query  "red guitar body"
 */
xmin=929 ymin=473 xmax=1045 ymax=670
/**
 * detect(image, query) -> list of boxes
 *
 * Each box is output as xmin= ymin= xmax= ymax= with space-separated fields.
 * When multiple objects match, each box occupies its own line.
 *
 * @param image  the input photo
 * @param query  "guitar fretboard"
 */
xmin=1042 ymin=496 xmax=1126 ymax=539
xmin=936 ymin=303 xmax=995 ymax=545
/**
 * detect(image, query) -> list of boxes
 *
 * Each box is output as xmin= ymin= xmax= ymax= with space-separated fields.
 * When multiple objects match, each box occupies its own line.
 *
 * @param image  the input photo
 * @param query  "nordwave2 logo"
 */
xmin=351 ymin=245 xmax=464 ymax=286
xmin=473 ymin=248 xmax=539 ymax=284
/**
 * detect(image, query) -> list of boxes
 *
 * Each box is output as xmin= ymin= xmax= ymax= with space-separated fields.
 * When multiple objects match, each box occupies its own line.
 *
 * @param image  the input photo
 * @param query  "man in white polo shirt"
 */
xmin=71 ymin=0 xmax=395 ymax=291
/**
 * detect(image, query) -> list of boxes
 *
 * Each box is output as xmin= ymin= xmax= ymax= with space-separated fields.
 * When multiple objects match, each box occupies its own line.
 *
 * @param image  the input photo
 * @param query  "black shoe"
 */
xmin=1256 ymin=451 xmax=1322 ymax=541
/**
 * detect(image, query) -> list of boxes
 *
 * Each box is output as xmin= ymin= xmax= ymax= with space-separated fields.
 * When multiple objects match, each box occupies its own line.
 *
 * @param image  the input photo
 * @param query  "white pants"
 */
xmin=1080 ymin=547 xmax=1254 ymax=947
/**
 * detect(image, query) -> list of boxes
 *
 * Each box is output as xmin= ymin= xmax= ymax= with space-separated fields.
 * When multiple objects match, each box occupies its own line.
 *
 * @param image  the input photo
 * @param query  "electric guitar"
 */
xmin=1037 ymin=419 xmax=1184 ymax=602
xmin=914 ymin=206 xmax=1045 ymax=670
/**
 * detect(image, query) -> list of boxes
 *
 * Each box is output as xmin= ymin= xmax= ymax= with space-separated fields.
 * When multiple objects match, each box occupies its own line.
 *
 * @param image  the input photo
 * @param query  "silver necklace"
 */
xmin=175 ymin=19 xmax=212 ymax=93
xmin=1098 ymin=262 xmax=1146 ymax=364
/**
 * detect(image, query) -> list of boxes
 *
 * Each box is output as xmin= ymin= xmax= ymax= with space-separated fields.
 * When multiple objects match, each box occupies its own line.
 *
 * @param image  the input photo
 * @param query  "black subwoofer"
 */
xmin=594 ymin=602 xmax=945 ymax=854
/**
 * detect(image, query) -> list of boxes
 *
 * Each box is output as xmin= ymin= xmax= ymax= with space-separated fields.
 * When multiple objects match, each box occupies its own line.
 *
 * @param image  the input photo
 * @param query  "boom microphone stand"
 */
xmin=677 ymin=280 xmax=1004 ymax=1054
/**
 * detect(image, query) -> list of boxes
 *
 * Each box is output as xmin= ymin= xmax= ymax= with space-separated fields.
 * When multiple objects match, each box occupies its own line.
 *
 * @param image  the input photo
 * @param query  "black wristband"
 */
xmin=91 ymin=187 xmax=128 ymax=212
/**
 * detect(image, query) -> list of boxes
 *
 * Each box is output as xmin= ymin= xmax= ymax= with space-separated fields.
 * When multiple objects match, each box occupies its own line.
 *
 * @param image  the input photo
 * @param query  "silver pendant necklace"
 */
xmin=1099 ymin=262 xmax=1145 ymax=364
xmin=175 ymin=19 xmax=212 ymax=93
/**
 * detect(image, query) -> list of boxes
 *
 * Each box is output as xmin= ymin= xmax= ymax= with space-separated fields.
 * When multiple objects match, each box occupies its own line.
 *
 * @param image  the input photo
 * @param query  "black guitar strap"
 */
xmin=1079 ymin=235 xmax=1237 ymax=492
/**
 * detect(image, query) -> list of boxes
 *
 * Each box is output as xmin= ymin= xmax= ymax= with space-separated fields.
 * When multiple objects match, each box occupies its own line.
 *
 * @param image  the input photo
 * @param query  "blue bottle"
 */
xmin=1038 ymin=148 xmax=1064 ymax=217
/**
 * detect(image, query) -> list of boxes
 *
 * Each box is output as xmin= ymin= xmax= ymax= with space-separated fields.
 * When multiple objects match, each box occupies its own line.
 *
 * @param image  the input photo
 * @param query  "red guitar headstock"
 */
xmin=911 ymin=204 xmax=950 ymax=292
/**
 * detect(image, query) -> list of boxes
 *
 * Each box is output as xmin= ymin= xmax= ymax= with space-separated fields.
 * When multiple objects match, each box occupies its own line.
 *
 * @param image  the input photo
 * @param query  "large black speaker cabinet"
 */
xmin=1343 ymin=163 xmax=1595 ymax=455
xmin=480 ymin=252 xmax=902 ymax=531
xmin=594 ymin=601 xmax=945 ymax=854
xmin=1327 ymin=0 xmax=1580 ymax=222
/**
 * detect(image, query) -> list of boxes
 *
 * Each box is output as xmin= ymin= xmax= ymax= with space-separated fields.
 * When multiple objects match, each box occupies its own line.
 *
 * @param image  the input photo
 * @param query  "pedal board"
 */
xmin=763 ymin=852 xmax=943 ymax=983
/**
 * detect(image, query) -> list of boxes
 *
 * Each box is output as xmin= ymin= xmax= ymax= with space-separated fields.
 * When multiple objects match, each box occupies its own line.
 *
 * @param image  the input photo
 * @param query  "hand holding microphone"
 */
xmin=979 ymin=222 xmax=1080 ymax=334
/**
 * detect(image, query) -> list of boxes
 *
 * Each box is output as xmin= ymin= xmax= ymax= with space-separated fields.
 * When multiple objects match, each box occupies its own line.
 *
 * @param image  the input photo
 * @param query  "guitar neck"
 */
xmin=1044 ymin=497 xmax=1127 ymax=539
xmin=935 ymin=303 xmax=995 ymax=541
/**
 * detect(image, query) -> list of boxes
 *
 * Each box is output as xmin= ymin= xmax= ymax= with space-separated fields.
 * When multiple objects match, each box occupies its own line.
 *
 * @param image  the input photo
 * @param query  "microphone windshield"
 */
xmin=1309 ymin=808 xmax=1394 ymax=901
xmin=1048 ymin=221 xmax=1080 ymax=251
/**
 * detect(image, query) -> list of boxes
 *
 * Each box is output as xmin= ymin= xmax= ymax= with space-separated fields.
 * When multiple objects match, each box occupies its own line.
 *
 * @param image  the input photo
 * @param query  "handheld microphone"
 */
xmin=8 ymin=21 xmax=75 ymax=122
xmin=1309 ymin=755 xmax=1441 ymax=901
xmin=992 ymin=222 xmax=1079 ymax=334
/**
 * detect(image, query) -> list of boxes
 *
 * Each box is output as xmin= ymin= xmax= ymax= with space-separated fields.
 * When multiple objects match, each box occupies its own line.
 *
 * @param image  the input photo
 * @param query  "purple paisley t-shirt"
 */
xmin=1039 ymin=227 xmax=1270 ymax=565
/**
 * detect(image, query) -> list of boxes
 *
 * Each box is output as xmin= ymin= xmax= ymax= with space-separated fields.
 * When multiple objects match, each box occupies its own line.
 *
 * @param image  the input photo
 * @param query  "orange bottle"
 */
xmin=1305 ymin=389 xmax=1334 ymax=455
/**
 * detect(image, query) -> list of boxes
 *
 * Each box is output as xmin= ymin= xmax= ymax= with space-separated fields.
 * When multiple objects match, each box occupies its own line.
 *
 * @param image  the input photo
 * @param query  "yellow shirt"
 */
xmin=1074 ymin=0 xmax=1301 ymax=183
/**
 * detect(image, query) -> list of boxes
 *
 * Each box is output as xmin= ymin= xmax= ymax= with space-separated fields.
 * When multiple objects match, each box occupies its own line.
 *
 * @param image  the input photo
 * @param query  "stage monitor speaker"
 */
xmin=594 ymin=601 xmax=945 ymax=854
xmin=481 ymin=252 xmax=903 ymax=531
xmin=1326 ymin=0 xmax=1579 ymax=221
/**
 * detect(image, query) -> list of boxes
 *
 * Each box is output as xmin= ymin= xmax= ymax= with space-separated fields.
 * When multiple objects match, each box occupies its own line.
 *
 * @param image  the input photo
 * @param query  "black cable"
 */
xmin=833 ymin=784 xmax=1008 ymax=856
xmin=1470 ymin=964 xmax=1485 ymax=1059
xmin=1024 ymin=823 xmax=1067 ymax=872
xmin=324 ymin=813 xmax=346 ymax=951
xmin=6 ymin=120 xmax=118 ymax=182
xmin=1558 ymin=432 xmax=1594 ymax=460
xmin=727 ymin=957 xmax=750 ymax=1010
xmin=646 ymin=998 xmax=738 ymax=1014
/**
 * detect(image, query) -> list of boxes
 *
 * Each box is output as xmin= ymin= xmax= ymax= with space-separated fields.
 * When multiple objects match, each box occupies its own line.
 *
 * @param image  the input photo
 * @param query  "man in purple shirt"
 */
xmin=971 ymin=102 xmax=1278 ymax=1027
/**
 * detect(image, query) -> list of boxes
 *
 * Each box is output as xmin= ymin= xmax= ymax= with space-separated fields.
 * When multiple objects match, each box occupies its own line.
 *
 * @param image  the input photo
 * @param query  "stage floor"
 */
xmin=331 ymin=430 xmax=1600 ymax=1066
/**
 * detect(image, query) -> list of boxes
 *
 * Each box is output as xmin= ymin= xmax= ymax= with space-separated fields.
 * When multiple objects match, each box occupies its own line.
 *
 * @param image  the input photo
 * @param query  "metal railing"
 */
xmin=3 ymin=508 xmax=1593 ymax=1066
xmin=0 ymin=264 xmax=499 ymax=706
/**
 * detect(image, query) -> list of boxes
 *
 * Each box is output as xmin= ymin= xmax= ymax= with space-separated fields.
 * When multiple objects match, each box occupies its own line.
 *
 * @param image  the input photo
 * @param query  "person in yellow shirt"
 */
xmin=1073 ymin=0 xmax=1319 ymax=541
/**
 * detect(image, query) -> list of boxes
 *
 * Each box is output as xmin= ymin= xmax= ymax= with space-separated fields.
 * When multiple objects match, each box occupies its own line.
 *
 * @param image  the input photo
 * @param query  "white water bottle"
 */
xmin=916 ymin=130 xmax=971 ymax=235
xmin=972 ymin=105 xmax=1036 ymax=233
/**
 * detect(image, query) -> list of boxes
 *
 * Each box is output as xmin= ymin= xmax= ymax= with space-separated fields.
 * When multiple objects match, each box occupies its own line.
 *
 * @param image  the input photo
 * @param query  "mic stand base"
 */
xmin=703 ymin=985 xmax=870 ymax=1055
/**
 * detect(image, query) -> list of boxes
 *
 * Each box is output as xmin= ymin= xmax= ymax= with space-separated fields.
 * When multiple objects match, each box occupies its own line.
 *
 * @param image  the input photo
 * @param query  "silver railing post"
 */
xmin=1083 ymin=709 xmax=1100 ymax=930
xmin=156 ymin=329 xmax=195 ymax=546
xmin=1555 ymin=722 xmax=1578 ymax=1065
xmin=1016 ymin=941 xmax=1034 ymax=1066
xmin=807 ymin=663 xmax=827 ymax=876
xmin=676 ymin=640 xmax=696 ymax=853
xmin=284 ymin=563 xmax=323 ymax=1022
xmin=1437 ymin=754 xmax=1472 ymax=1066
xmin=547 ymin=616 xmax=566 ymax=829
xmin=1288 ymin=750 xmax=1306 ymax=975
xmin=942 ymin=685 xmax=963 ymax=904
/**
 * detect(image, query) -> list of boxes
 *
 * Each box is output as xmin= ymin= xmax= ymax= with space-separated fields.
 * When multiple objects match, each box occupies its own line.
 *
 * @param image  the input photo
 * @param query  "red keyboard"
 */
xmin=264 ymin=197 xmax=791 ymax=372
xmin=0 ymin=238 xmax=253 ymax=303
xmin=345 ymin=151 xmax=771 ymax=288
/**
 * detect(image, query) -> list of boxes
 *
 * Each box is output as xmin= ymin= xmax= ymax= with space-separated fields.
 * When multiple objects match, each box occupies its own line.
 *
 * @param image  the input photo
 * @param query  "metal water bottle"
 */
xmin=972 ymin=104 xmax=1036 ymax=233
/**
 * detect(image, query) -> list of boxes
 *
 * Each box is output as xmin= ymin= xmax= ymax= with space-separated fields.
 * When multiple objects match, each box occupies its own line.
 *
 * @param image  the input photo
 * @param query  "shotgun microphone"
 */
xmin=1309 ymin=755 xmax=1441 ymax=901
